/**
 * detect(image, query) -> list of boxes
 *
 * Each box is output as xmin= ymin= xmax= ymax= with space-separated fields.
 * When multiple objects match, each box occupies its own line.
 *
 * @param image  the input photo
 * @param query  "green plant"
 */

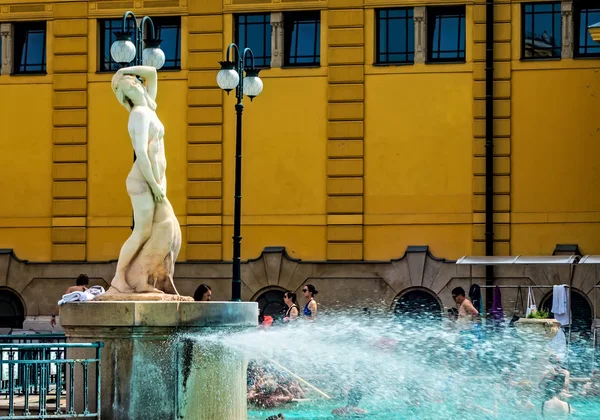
xmin=526 ymin=309 xmax=550 ymax=319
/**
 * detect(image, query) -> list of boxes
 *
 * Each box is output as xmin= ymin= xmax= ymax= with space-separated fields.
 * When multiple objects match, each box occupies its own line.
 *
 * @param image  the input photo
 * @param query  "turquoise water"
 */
xmin=208 ymin=313 xmax=599 ymax=420
xmin=249 ymin=399 xmax=600 ymax=419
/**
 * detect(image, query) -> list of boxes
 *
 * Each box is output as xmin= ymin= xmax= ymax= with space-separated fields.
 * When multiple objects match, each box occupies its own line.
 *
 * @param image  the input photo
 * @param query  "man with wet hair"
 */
xmin=452 ymin=286 xmax=479 ymax=321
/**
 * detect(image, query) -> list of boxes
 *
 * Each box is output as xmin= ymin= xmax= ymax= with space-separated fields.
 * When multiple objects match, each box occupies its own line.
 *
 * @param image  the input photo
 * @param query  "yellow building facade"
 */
xmin=1 ymin=0 xmax=599 ymax=267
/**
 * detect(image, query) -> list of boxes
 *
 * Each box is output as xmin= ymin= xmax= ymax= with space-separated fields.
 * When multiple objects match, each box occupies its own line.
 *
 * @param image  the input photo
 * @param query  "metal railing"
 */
xmin=0 ymin=342 xmax=103 ymax=419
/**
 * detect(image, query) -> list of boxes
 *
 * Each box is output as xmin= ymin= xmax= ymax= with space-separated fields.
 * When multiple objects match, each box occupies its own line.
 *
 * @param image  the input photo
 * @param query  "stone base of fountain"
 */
xmin=60 ymin=301 xmax=257 ymax=420
xmin=514 ymin=317 xmax=562 ymax=385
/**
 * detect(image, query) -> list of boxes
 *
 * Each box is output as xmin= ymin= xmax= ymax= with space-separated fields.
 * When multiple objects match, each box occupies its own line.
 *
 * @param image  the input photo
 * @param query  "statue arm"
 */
xmin=117 ymin=66 xmax=157 ymax=101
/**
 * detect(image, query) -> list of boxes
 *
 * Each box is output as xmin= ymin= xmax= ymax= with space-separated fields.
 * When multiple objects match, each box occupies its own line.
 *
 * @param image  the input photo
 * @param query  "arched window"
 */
xmin=255 ymin=289 xmax=287 ymax=319
xmin=394 ymin=289 xmax=442 ymax=319
xmin=541 ymin=289 xmax=592 ymax=332
xmin=0 ymin=288 xmax=25 ymax=329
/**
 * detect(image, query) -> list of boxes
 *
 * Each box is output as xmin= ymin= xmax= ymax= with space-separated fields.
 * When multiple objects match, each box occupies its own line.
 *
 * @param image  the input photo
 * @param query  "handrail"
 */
xmin=0 ymin=342 xmax=102 ymax=419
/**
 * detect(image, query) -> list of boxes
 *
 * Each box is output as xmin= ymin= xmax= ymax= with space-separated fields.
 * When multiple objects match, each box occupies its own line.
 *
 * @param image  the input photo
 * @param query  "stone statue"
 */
xmin=106 ymin=66 xmax=181 ymax=296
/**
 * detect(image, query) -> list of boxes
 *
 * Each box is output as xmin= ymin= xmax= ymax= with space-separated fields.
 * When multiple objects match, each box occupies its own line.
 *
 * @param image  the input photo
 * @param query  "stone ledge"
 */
xmin=60 ymin=301 xmax=258 ymax=328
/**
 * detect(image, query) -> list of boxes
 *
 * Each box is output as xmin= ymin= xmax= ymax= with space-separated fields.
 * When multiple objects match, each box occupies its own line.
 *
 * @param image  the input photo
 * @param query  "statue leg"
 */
xmin=112 ymin=193 xmax=155 ymax=290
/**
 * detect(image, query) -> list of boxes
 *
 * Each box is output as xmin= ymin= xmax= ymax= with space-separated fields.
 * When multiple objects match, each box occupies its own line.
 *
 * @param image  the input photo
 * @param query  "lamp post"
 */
xmin=216 ymin=44 xmax=264 ymax=301
xmin=110 ymin=11 xmax=165 ymax=69
xmin=588 ymin=21 xmax=600 ymax=44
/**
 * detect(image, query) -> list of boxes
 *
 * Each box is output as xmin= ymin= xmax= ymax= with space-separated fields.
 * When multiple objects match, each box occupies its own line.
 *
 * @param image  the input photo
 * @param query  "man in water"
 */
xmin=452 ymin=287 xmax=479 ymax=320
xmin=331 ymin=387 xmax=368 ymax=417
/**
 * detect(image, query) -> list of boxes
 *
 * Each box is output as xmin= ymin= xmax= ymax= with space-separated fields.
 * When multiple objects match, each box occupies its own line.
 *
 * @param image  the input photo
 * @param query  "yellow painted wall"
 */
xmin=364 ymin=72 xmax=473 ymax=259
xmin=222 ymin=74 xmax=328 ymax=260
xmin=2 ymin=1 xmax=600 ymax=264
xmin=0 ymin=83 xmax=53 ymax=261
xmin=512 ymin=67 xmax=600 ymax=255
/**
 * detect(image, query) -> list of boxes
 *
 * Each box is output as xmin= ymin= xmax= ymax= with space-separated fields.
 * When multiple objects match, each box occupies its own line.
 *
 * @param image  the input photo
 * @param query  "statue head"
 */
xmin=111 ymin=71 xmax=157 ymax=112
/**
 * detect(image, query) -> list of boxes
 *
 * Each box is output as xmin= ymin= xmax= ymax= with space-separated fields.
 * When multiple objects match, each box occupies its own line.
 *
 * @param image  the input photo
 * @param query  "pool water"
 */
xmin=249 ymin=399 xmax=600 ymax=419
xmin=204 ymin=313 xmax=599 ymax=420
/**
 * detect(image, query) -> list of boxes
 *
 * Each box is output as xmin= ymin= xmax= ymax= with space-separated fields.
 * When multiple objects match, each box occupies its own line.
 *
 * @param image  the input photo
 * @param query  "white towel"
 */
xmin=552 ymin=285 xmax=570 ymax=326
xmin=58 ymin=286 xmax=105 ymax=305
xmin=549 ymin=327 xmax=567 ymax=361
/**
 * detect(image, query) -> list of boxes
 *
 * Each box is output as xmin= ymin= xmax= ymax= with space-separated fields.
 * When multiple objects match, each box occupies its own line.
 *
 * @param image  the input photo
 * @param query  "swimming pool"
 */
xmin=249 ymin=399 xmax=600 ymax=419
xmin=210 ymin=314 xmax=600 ymax=420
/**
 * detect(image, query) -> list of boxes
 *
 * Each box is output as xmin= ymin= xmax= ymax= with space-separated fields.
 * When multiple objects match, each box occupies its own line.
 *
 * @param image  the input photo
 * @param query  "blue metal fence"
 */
xmin=0 ymin=341 xmax=103 ymax=419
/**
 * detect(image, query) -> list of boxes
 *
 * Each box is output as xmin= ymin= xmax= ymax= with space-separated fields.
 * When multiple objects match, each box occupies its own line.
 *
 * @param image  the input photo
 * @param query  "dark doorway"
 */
xmin=256 ymin=289 xmax=286 ymax=319
xmin=541 ymin=290 xmax=592 ymax=332
xmin=0 ymin=289 xmax=25 ymax=329
xmin=394 ymin=289 xmax=442 ymax=318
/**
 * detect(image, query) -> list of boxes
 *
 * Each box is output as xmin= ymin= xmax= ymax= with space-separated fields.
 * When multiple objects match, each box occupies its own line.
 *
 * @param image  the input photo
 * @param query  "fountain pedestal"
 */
xmin=514 ymin=318 xmax=562 ymax=384
xmin=60 ymin=300 xmax=257 ymax=420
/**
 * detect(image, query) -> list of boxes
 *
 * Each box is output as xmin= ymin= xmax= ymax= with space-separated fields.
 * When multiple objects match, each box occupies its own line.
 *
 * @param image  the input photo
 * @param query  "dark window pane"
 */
xmin=575 ymin=2 xmax=600 ymax=57
xmin=13 ymin=21 xmax=46 ymax=74
xmin=284 ymin=11 xmax=320 ymax=66
xmin=522 ymin=2 xmax=562 ymax=59
xmin=235 ymin=13 xmax=271 ymax=68
xmin=152 ymin=17 xmax=181 ymax=70
xmin=99 ymin=18 xmax=137 ymax=72
xmin=427 ymin=6 xmax=466 ymax=63
xmin=376 ymin=8 xmax=415 ymax=64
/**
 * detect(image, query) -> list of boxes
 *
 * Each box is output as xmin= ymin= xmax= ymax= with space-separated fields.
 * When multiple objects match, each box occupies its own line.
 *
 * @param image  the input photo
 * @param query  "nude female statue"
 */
xmin=109 ymin=66 xmax=181 ymax=295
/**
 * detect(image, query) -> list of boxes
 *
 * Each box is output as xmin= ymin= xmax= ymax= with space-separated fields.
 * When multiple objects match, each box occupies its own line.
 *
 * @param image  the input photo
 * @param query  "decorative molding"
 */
xmin=0 ymin=23 xmax=12 ymax=76
xmin=561 ymin=0 xmax=574 ymax=59
xmin=414 ymin=6 xmax=427 ymax=64
xmin=270 ymin=12 xmax=283 ymax=68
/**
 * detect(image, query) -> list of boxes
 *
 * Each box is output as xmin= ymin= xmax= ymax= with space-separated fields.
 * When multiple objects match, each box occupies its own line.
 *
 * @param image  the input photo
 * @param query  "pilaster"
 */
xmin=270 ymin=12 xmax=284 ymax=69
xmin=52 ymin=5 xmax=88 ymax=261
xmin=0 ymin=23 xmax=12 ymax=76
xmin=561 ymin=1 xmax=574 ymax=59
xmin=414 ymin=7 xmax=427 ymax=64
xmin=472 ymin=0 xmax=512 ymax=256
xmin=187 ymin=0 xmax=223 ymax=261
xmin=327 ymin=3 xmax=364 ymax=261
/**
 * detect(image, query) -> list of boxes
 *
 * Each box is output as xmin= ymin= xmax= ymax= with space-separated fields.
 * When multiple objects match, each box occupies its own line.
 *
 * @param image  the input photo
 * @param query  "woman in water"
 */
xmin=302 ymin=284 xmax=318 ymax=321
xmin=193 ymin=284 xmax=212 ymax=301
xmin=282 ymin=291 xmax=299 ymax=322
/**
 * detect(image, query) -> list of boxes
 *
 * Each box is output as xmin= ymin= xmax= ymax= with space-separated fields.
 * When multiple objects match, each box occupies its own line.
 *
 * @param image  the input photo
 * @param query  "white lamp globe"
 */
xmin=216 ymin=61 xmax=239 ymax=92
xmin=110 ymin=33 xmax=136 ymax=64
xmin=243 ymin=69 xmax=263 ymax=100
xmin=142 ymin=44 xmax=166 ymax=70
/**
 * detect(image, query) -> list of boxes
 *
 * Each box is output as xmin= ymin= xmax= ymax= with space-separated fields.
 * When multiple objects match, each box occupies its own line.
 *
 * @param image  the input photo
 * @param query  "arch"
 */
xmin=0 ymin=287 xmax=26 ymax=329
xmin=393 ymin=287 xmax=442 ymax=319
xmin=540 ymin=288 xmax=593 ymax=332
xmin=252 ymin=286 xmax=287 ymax=319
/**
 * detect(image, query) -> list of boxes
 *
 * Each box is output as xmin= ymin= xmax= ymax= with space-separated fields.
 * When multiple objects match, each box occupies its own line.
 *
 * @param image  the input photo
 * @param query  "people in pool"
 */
xmin=452 ymin=287 xmax=479 ymax=321
xmin=540 ymin=372 xmax=572 ymax=418
xmin=331 ymin=387 xmax=368 ymax=417
xmin=193 ymin=284 xmax=212 ymax=301
xmin=302 ymin=284 xmax=318 ymax=321
xmin=282 ymin=291 xmax=299 ymax=322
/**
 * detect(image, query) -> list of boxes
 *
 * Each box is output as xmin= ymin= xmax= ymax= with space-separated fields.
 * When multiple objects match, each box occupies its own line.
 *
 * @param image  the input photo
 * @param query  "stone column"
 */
xmin=561 ymin=1 xmax=574 ymax=59
xmin=0 ymin=23 xmax=12 ymax=76
xmin=270 ymin=12 xmax=284 ymax=68
xmin=61 ymin=301 xmax=258 ymax=420
xmin=414 ymin=7 xmax=427 ymax=64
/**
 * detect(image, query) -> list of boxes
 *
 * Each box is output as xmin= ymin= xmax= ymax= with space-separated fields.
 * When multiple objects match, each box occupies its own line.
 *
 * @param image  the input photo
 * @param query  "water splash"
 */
xmin=187 ymin=312 xmax=599 ymax=419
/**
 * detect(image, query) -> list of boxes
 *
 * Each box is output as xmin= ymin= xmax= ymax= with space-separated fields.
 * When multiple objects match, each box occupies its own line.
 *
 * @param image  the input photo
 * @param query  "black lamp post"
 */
xmin=110 ymin=11 xmax=165 ymax=69
xmin=216 ymin=43 xmax=264 ymax=301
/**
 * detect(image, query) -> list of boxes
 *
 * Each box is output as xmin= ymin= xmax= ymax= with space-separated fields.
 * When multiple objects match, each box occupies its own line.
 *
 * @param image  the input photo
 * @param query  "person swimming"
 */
xmin=302 ymin=284 xmax=318 ymax=321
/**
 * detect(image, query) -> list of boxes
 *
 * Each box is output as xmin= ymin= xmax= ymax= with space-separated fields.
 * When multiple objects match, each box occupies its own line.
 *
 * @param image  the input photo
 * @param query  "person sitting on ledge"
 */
xmin=51 ymin=273 xmax=89 ymax=327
